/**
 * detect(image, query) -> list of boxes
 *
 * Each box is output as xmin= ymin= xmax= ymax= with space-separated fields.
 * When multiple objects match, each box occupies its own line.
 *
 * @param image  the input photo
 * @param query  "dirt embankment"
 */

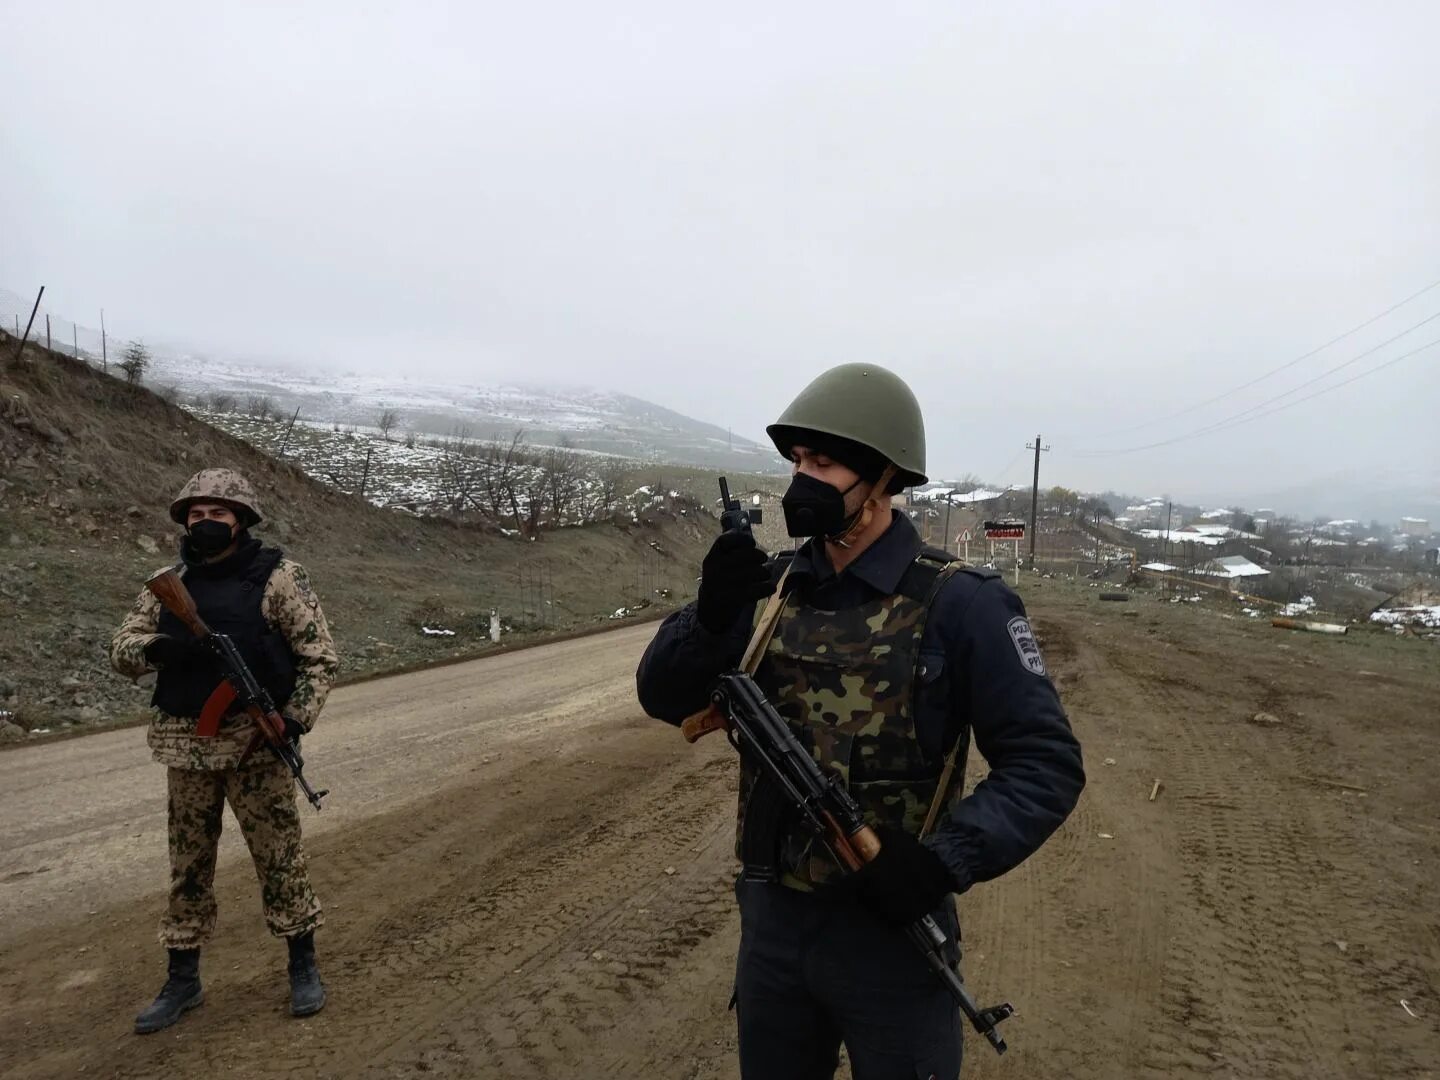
xmin=2 ymin=580 xmax=1436 ymax=1079
xmin=0 ymin=332 xmax=719 ymax=738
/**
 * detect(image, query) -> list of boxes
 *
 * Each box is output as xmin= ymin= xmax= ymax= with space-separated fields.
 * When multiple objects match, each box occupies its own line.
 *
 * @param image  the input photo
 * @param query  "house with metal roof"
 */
xmin=1198 ymin=555 xmax=1270 ymax=580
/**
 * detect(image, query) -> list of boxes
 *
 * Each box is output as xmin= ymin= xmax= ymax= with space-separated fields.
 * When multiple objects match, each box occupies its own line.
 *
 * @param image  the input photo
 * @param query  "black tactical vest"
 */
xmin=152 ymin=542 xmax=297 ymax=719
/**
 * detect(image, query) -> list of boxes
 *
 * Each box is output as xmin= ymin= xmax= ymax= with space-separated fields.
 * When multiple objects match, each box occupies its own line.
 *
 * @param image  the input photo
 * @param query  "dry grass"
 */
xmin=0 ymin=330 xmax=719 ymax=733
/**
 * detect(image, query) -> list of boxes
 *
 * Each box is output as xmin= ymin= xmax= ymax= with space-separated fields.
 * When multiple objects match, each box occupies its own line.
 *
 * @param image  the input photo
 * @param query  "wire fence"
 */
xmin=0 ymin=286 xmax=116 ymax=371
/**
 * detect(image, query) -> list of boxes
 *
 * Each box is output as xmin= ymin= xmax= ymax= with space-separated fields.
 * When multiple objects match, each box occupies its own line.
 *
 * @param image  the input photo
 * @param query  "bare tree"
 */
xmin=206 ymin=391 xmax=237 ymax=413
xmin=480 ymin=430 xmax=529 ymax=529
xmin=434 ymin=424 xmax=481 ymax=516
xmin=117 ymin=340 xmax=151 ymax=386
xmin=595 ymin=457 xmax=629 ymax=517
xmin=377 ymin=407 xmax=401 ymax=441
xmin=244 ymin=393 xmax=274 ymax=420
xmin=952 ymin=471 xmax=983 ymax=494
xmin=521 ymin=456 xmax=548 ymax=536
xmin=539 ymin=446 xmax=583 ymax=524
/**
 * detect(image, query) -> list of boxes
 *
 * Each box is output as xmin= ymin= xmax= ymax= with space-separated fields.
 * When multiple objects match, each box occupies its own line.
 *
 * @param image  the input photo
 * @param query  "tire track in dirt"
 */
xmin=961 ymin=606 xmax=1172 ymax=1080
xmin=5 ymin=584 xmax=1437 ymax=1080
xmin=344 ymin=754 xmax=738 ymax=1074
xmin=1102 ymin=620 xmax=1435 ymax=1079
xmin=0 ymin=701 xmax=744 ymax=1080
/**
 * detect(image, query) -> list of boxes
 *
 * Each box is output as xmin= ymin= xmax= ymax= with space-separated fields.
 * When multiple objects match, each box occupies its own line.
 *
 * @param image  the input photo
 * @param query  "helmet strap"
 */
xmin=829 ymin=464 xmax=896 ymax=549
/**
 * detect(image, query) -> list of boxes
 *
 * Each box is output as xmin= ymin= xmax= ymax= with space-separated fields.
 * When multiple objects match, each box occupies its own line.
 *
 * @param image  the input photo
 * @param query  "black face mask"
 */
xmin=187 ymin=519 xmax=236 ymax=558
xmin=781 ymin=472 xmax=863 ymax=538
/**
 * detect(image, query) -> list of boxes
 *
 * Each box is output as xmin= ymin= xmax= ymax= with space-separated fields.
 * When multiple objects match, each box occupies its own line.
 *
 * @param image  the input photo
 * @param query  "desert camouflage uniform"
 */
xmin=164 ymin=748 xmax=321 ymax=946
xmin=111 ymin=558 xmax=339 ymax=770
xmin=110 ymin=471 xmax=338 ymax=948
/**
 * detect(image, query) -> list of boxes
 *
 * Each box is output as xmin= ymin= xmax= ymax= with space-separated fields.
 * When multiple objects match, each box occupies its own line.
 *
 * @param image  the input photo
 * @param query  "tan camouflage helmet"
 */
xmin=169 ymin=468 xmax=264 ymax=527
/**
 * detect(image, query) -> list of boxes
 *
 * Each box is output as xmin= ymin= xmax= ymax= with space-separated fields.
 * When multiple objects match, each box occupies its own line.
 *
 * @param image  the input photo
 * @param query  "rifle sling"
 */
xmin=741 ymin=560 xmax=794 ymax=674
xmin=679 ymin=561 xmax=793 ymax=740
xmin=920 ymin=741 xmax=961 ymax=840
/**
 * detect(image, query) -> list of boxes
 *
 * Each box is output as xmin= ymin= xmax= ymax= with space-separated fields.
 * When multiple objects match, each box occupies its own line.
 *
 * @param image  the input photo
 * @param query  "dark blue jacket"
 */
xmin=635 ymin=512 xmax=1085 ymax=893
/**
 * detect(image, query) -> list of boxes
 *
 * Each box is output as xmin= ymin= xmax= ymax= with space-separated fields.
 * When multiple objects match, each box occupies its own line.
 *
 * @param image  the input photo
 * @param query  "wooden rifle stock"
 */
xmin=680 ymin=703 xmax=727 ymax=743
xmin=141 ymin=565 xmax=327 ymax=810
xmin=823 ymin=812 xmax=882 ymax=869
xmin=145 ymin=566 xmax=210 ymax=639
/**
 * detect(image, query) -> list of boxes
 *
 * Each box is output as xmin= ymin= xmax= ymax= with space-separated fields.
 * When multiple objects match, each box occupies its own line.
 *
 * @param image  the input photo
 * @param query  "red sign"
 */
xmin=983 ymin=520 xmax=1026 ymax=540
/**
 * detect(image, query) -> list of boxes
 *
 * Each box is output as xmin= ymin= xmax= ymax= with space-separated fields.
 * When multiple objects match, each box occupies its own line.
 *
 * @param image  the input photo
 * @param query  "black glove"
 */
xmin=851 ymin=826 xmax=956 ymax=926
xmin=281 ymin=716 xmax=307 ymax=744
xmin=695 ymin=529 xmax=773 ymax=633
xmin=144 ymin=635 xmax=212 ymax=669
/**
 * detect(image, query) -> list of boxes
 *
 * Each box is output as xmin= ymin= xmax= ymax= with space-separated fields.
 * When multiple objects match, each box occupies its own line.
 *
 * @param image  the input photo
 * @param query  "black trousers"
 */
xmin=734 ymin=877 xmax=963 ymax=1080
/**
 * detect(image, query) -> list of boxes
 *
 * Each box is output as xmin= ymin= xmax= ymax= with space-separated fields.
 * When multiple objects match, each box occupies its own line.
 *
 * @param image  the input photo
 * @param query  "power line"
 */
xmin=1078 ymin=333 xmax=1440 ymax=456
xmin=1188 ymin=307 xmax=1440 ymax=429
xmin=1111 ymin=274 xmax=1440 ymax=434
xmin=1201 ymin=335 xmax=1440 ymax=432
xmin=986 ymin=447 xmax=1027 ymax=484
xmin=1079 ymin=308 xmax=1440 ymax=454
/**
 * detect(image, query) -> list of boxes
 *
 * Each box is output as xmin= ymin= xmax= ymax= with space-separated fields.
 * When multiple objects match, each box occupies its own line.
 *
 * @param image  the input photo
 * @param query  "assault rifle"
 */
xmin=145 ymin=566 xmax=329 ymax=811
xmin=684 ymin=672 xmax=1015 ymax=1054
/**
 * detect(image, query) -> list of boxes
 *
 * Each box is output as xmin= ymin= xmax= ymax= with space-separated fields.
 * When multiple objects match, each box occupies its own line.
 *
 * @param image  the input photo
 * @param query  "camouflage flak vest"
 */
xmin=737 ymin=549 xmax=962 ymax=890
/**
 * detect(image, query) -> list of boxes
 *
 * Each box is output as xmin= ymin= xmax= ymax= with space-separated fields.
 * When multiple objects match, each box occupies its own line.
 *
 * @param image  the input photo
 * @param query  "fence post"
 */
xmin=11 ymin=286 xmax=45 ymax=364
xmin=358 ymin=444 xmax=374 ymax=499
xmin=278 ymin=406 xmax=301 ymax=456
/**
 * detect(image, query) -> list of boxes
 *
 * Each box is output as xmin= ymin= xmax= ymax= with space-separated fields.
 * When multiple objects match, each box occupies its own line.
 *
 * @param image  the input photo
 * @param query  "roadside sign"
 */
xmin=983 ymin=520 xmax=1026 ymax=540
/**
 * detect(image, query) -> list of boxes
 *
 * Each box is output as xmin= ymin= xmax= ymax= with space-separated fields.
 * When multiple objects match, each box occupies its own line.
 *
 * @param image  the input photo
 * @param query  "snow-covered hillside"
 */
xmin=0 ymin=288 xmax=780 ymax=475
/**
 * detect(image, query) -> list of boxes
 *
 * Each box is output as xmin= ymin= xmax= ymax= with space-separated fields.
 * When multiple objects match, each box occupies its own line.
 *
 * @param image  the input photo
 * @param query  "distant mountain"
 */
xmin=0 ymin=288 xmax=779 ymax=474
xmin=154 ymin=353 xmax=779 ymax=472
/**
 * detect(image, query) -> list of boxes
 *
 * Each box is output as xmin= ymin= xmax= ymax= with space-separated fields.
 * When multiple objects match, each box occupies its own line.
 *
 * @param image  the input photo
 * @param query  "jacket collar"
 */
xmin=787 ymin=511 xmax=922 ymax=596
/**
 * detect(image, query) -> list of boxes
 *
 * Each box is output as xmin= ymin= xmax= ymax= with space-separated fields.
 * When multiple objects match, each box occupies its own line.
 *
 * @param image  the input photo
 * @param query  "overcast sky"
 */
xmin=3 ymin=2 xmax=1437 ymax=514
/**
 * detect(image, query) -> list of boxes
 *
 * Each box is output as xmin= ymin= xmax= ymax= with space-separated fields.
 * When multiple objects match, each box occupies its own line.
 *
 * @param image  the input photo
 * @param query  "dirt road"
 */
xmin=2 ymin=586 xmax=1437 ymax=1079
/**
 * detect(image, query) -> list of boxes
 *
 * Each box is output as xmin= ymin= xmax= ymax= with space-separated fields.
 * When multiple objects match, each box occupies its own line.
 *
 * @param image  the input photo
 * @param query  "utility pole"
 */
xmin=73 ymin=324 xmax=79 ymax=360
xmin=1165 ymin=499 xmax=1173 ymax=566
xmin=1026 ymin=435 xmax=1050 ymax=567
xmin=45 ymin=314 xmax=51 ymax=351
xmin=100 ymin=308 xmax=108 ymax=372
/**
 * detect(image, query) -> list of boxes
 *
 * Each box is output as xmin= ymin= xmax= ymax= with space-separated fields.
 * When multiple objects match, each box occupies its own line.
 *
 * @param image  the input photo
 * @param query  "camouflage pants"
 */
xmin=161 ymin=751 xmax=323 ymax=949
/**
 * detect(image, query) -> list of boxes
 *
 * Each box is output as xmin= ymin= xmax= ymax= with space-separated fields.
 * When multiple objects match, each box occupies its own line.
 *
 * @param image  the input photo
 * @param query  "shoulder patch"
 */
xmin=1006 ymin=616 xmax=1047 ymax=675
xmin=289 ymin=564 xmax=316 ymax=600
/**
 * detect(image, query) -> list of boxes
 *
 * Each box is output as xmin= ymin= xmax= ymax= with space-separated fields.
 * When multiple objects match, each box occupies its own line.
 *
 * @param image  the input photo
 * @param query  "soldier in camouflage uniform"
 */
xmin=111 ymin=469 xmax=339 ymax=1033
xmin=637 ymin=365 xmax=1085 ymax=1080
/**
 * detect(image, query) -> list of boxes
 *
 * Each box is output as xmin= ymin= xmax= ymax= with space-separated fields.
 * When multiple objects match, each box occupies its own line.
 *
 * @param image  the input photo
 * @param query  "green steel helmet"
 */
xmin=168 ymin=468 xmax=264 ymax=527
xmin=767 ymin=363 xmax=927 ymax=489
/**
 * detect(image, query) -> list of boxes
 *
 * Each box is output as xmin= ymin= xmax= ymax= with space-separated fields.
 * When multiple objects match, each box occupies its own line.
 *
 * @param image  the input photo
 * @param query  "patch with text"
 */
xmin=1006 ymin=616 xmax=1047 ymax=676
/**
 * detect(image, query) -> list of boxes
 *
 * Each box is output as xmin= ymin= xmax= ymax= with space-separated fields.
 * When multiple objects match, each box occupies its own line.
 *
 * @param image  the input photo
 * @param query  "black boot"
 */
xmin=134 ymin=948 xmax=203 ymax=1034
xmin=287 ymin=931 xmax=326 ymax=1017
